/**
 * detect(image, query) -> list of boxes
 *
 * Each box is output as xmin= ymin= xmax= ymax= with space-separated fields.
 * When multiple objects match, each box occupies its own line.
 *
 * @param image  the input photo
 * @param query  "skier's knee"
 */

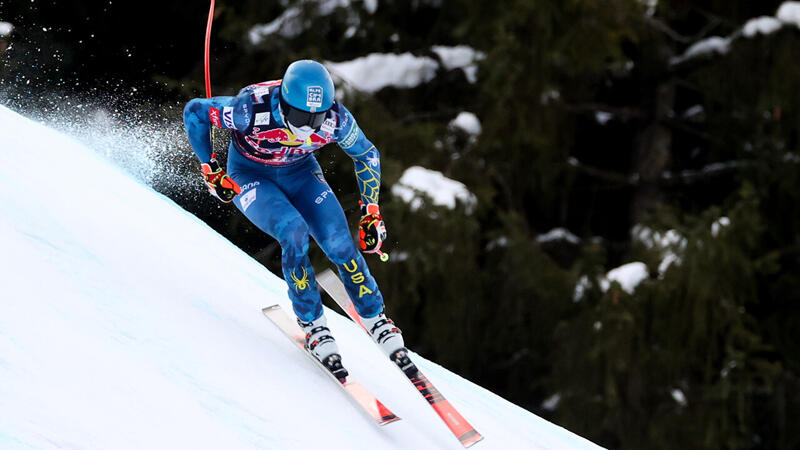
xmin=279 ymin=218 xmax=310 ymax=251
xmin=321 ymin=235 xmax=359 ymax=264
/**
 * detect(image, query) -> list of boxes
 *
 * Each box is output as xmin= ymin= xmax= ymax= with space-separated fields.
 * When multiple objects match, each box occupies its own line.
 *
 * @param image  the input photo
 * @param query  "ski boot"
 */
xmin=360 ymin=311 xmax=418 ymax=377
xmin=298 ymin=314 xmax=348 ymax=381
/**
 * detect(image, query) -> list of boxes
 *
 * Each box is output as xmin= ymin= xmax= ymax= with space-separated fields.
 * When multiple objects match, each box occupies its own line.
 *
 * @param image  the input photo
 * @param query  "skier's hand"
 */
xmin=201 ymin=155 xmax=241 ymax=203
xmin=359 ymin=201 xmax=387 ymax=255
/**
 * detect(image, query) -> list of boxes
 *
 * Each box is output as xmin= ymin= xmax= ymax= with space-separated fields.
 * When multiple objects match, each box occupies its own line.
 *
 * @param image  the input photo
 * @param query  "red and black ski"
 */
xmin=262 ymin=304 xmax=400 ymax=426
xmin=316 ymin=269 xmax=484 ymax=448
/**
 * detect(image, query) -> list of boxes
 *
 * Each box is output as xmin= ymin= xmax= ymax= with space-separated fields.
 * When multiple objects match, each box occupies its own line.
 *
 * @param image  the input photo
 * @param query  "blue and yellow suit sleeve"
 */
xmin=334 ymin=103 xmax=382 ymax=206
xmin=183 ymin=95 xmax=250 ymax=163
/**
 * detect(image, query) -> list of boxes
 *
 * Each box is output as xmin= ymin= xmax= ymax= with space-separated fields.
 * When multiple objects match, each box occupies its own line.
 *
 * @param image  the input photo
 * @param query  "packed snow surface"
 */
xmin=0 ymin=104 xmax=601 ymax=449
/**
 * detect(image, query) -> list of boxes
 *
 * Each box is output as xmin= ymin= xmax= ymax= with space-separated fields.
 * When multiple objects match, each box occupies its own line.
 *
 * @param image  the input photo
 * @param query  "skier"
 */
xmin=183 ymin=60 xmax=405 ymax=378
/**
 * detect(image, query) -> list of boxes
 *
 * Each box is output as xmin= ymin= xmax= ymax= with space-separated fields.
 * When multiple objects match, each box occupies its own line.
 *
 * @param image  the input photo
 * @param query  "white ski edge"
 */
xmin=316 ymin=269 xmax=484 ymax=447
xmin=262 ymin=304 xmax=400 ymax=426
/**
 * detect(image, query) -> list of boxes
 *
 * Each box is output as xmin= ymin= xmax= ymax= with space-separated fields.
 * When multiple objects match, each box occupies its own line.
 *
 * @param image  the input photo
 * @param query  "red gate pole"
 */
xmin=204 ymin=0 xmax=216 ymax=98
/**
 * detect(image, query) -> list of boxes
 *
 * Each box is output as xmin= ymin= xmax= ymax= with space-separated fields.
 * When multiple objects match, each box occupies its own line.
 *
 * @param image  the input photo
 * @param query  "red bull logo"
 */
xmin=252 ymin=127 xmax=296 ymax=145
xmin=308 ymin=133 xmax=330 ymax=146
xmin=248 ymin=127 xmax=331 ymax=148
xmin=236 ymin=123 xmax=335 ymax=164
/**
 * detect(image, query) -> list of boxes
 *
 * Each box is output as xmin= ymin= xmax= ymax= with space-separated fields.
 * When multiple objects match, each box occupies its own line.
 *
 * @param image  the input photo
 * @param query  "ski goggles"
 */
xmin=280 ymin=95 xmax=328 ymax=130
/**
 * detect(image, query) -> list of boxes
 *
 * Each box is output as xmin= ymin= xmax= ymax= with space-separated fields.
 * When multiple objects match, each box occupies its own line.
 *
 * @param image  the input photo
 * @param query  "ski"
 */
xmin=262 ymin=304 xmax=400 ymax=426
xmin=316 ymin=269 xmax=484 ymax=448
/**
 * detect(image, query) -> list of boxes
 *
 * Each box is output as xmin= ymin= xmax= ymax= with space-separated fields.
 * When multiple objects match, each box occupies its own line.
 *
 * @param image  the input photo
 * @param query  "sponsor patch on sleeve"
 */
xmin=339 ymin=123 xmax=360 ymax=149
xmin=209 ymin=107 xmax=222 ymax=127
xmin=339 ymin=111 xmax=350 ymax=129
xmin=222 ymin=106 xmax=235 ymax=129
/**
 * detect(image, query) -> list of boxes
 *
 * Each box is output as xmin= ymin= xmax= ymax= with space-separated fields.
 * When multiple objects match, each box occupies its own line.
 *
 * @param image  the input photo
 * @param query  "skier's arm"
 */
xmin=335 ymin=103 xmax=387 ymax=255
xmin=182 ymin=96 xmax=241 ymax=163
xmin=334 ymin=103 xmax=381 ymax=206
xmin=183 ymin=96 xmax=245 ymax=202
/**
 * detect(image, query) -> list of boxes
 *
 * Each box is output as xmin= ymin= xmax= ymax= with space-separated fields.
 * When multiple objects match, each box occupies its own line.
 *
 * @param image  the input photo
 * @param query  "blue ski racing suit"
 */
xmin=183 ymin=80 xmax=385 ymax=323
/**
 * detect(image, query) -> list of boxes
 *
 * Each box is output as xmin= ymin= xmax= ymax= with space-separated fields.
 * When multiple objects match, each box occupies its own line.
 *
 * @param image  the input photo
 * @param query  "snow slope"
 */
xmin=0 ymin=105 xmax=601 ymax=450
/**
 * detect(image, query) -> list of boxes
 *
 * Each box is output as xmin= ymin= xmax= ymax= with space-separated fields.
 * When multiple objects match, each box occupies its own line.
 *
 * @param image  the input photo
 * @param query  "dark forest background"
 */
xmin=2 ymin=1 xmax=800 ymax=448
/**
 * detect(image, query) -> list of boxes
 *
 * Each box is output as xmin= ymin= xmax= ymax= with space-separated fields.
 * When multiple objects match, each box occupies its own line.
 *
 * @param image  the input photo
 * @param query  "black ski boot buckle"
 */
xmin=322 ymin=354 xmax=349 ymax=382
xmin=390 ymin=348 xmax=418 ymax=377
